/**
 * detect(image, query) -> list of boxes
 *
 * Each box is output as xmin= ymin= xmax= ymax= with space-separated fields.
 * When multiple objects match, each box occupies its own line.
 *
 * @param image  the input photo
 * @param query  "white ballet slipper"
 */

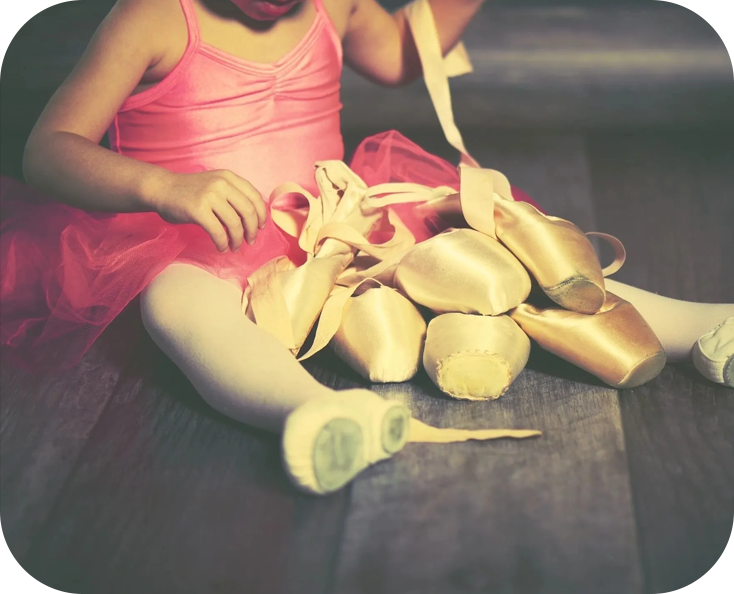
xmin=692 ymin=317 xmax=734 ymax=388
xmin=281 ymin=390 xmax=410 ymax=495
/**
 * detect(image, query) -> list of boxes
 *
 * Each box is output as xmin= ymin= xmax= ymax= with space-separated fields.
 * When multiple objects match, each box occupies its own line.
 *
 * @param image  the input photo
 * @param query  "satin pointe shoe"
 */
xmin=493 ymin=196 xmax=607 ymax=314
xmin=394 ymin=228 xmax=532 ymax=315
xmin=692 ymin=317 xmax=734 ymax=388
xmin=330 ymin=285 xmax=427 ymax=383
xmin=510 ymin=292 xmax=667 ymax=388
xmin=422 ymin=313 xmax=531 ymax=400
xmin=282 ymin=390 xmax=410 ymax=495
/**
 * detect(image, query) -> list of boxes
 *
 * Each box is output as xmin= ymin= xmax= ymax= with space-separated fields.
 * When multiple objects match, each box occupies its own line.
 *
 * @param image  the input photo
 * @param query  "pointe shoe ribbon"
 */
xmin=245 ymin=162 xmax=416 ymax=355
xmin=257 ymin=161 xmax=626 ymax=364
xmin=403 ymin=0 xmax=625 ymax=314
xmin=402 ymin=0 xmax=480 ymax=168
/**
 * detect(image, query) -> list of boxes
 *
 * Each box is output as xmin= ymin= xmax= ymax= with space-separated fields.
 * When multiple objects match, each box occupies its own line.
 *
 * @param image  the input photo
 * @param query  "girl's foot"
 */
xmin=692 ymin=317 xmax=734 ymax=388
xmin=281 ymin=389 xmax=410 ymax=495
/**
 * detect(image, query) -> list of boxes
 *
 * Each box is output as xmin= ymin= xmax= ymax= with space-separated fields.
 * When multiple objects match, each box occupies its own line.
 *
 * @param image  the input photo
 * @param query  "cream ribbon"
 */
xmin=246 ymin=164 xmax=419 ymax=357
xmin=409 ymin=420 xmax=541 ymax=443
xmin=252 ymin=0 xmax=628 ymax=360
xmin=241 ymin=0 xmax=644 ymax=444
xmin=402 ymin=0 xmax=627 ymax=272
xmin=403 ymin=0 xmax=480 ymax=168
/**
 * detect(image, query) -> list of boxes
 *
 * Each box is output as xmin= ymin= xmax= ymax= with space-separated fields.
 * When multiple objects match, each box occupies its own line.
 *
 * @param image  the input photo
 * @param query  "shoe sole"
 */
xmin=312 ymin=403 xmax=410 ymax=493
xmin=544 ymin=277 xmax=606 ymax=315
xmin=435 ymin=353 xmax=512 ymax=400
xmin=692 ymin=320 xmax=734 ymax=388
xmin=612 ymin=351 xmax=667 ymax=389
xmin=724 ymin=357 xmax=734 ymax=388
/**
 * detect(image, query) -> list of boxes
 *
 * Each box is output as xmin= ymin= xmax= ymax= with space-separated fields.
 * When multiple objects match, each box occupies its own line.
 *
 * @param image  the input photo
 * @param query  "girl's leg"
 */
xmin=140 ymin=263 xmax=410 ymax=494
xmin=605 ymin=278 xmax=734 ymax=362
xmin=140 ymin=263 xmax=335 ymax=433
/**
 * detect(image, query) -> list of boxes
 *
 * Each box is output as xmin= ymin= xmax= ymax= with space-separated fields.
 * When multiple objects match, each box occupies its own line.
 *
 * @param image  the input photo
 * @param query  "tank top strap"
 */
xmin=118 ymin=0 xmax=202 ymax=112
xmin=178 ymin=0 xmax=203 ymax=49
xmin=312 ymin=0 xmax=343 ymax=63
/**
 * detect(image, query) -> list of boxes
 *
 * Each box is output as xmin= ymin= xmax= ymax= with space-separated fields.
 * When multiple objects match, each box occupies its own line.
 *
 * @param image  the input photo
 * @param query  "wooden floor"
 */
xmin=2 ymin=1 xmax=734 ymax=593
xmin=2 ymin=127 xmax=732 ymax=594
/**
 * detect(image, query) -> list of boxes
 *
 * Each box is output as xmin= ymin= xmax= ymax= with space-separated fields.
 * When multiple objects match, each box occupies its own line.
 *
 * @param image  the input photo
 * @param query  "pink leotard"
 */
xmin=110 ymin=0 xmax=344 ymax=197
xmin=0 ymin=0 xmax=540 ymax=371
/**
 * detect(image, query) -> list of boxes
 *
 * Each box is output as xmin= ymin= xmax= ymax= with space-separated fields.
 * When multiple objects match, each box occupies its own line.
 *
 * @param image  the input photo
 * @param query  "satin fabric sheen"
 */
xmin=510 ymin=292 xmax=666 ymax=388
xmin=331 ymin=284 xmax=427 ymax=383
xmin=423 ymin=313 xmax=531 ymax=400
xmin=394 ymin=229 xmax=532 ymax=315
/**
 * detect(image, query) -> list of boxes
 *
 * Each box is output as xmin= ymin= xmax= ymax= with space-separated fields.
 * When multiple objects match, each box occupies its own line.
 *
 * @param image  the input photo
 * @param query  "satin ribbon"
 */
xmin=239 ymin=0 xmax=649 ymax=443
xmin=409 ymin=420 xmax=541 ymax=443
xmin=250 ymin=0 xmax=629 ymax=358
xmin=402 ymin=0 xmax=480 ymax=168
xmin=245 ymin=163 xmax=418 ymax=356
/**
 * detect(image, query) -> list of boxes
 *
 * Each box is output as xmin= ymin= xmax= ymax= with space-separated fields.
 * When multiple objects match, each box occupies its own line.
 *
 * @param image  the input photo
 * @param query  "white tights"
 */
xmin=605 ymin=279 xmax=734 ymax=362
xmin=141 ymin=263 xmax=733 ymax=434
xmin=140 ymin=263 xmax=335 ymax=433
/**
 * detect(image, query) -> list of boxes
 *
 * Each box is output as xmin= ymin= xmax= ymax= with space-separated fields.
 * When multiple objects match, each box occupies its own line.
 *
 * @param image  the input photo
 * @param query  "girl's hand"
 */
xmin=153 ymin=170 xmax=268 ymax=252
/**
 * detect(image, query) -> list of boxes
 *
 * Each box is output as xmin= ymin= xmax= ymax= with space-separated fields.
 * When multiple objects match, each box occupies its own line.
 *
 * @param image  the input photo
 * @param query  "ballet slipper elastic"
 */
xmin=510 ymin=292 xmax=667 ymax=388
xmin=330 ymin=284 xmax=427 ymax=383
xmin=422 ymin=313 xmax=531 ymax=400
xmin=408 ymin=420 xmax=541 ymax=443
xmin=394 ymin=229 xmax=532 ymax=315
xmin=282 ymin=389 xmax=542 ymax=495
xmin=692 ymin=317 xmax=734 ymax=388
xmin=281 ymin=389 xmax=411 ymax=495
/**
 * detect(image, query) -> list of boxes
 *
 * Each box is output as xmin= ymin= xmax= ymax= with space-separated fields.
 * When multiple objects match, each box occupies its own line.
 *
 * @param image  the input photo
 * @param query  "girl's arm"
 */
xmin=342 ymin=0 xmax=485 ymax=87
xmin=23 ymin=0 xmax=266 ymax=251
xmin=23 ymin=0 xmax=174 ymax=212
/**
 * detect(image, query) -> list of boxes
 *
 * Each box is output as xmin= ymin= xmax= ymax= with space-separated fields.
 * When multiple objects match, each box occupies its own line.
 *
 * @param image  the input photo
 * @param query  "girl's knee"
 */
xmin=140 ymin=264 xmax=195 ymax=338
xmin=140 ymin=263 xmax=243 ymax=338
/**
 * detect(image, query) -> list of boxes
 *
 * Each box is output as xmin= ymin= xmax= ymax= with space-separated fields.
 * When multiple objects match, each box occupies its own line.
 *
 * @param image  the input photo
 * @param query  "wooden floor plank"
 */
xmin=331 ymin=132 xmax=643 ymax=594
xmin=20 ymin=331 xmax=351 ymax=594
xmin=0 ymin=306 xmax=140 ymax=563
xmin=588 ymin=130 xmax=734 ymax=593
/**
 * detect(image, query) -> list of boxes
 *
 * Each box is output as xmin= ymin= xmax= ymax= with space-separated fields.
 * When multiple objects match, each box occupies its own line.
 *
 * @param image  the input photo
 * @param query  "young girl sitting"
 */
xmin=2 ymin=0 xmax=732 ymax=495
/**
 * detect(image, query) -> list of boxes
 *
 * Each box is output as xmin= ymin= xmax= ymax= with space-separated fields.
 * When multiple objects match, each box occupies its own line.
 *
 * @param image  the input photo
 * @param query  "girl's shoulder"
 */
xmin=106 ymin=0 xmax=189 ymax=89
xmin=321 ymin=0 xmax=359 ymax=38
xmin=100 ymin=0 xmax=187 ymax=57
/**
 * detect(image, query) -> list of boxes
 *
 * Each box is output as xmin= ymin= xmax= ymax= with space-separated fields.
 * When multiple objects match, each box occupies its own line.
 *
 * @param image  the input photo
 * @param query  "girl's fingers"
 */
xmin=227 ymin=193 xmax=259 ymax=246
xmin=196 ymin=209 xmax=230 ymax=253
xmin=224 ymin=172 xmax=268 ymax=229
xmin=211 ymin=201 xmax=246 ymax=251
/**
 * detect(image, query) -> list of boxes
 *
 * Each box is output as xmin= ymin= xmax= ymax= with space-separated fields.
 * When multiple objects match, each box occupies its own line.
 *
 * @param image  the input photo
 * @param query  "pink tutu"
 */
xmin=0 ymin=131 xmax=540 ymax=372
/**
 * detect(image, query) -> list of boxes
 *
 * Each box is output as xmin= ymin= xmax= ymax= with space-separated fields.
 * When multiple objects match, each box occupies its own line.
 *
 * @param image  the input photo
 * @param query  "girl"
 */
xmin=2 ymin=0 xmax=732 ymax=495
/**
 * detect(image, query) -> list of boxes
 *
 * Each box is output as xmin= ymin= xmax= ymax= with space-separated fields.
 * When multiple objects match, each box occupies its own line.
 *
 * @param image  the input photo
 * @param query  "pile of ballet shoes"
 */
xmin=328 ymin=193 xmax=668 ymax=400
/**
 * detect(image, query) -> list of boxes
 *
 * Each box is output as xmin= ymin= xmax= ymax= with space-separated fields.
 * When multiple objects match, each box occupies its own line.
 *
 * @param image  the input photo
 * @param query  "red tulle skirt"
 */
xmin=0 ymin=131 xmax=540 ymax=371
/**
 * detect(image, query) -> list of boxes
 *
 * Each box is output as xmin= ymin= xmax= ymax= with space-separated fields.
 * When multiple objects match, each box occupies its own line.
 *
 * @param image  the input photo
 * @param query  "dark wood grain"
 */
xmin=0 ymin=306 xmax=139 ymax=563
xmin=340 ymin=3 xmax=734 ymax=131
xmin=588 ymin=130 xmax=734 ymax=594
xmin=2 ymin=2 xmax=733 ymax=592
xmin=330 ymin=133 xmax=644 ymax=594
xmin=18 ymin=331 xmax=354 ymax=594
